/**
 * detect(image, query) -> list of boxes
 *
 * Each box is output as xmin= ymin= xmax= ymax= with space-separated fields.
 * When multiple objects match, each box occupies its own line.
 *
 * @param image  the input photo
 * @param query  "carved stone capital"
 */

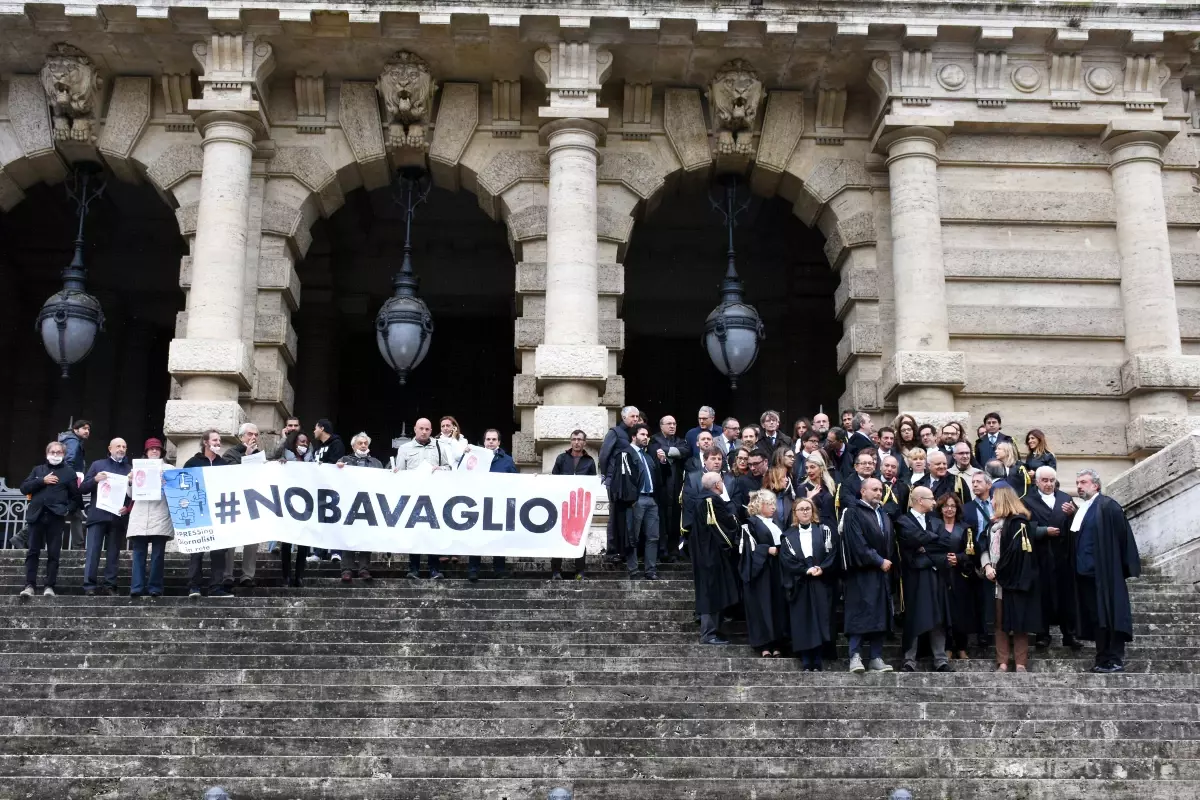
xmin=535 ymin=42 xmax=612 ymax=120
xmin=188 ymin=34 xmax=275 ymax=134
xmin=40 ymin=43 xmax=103 ymax=144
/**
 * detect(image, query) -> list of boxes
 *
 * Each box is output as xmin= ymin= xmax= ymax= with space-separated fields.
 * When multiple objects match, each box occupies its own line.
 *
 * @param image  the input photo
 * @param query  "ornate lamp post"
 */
xmin=703 ymin=174 xmax=764 ymax=389
xmin=36 ymin=164 xmax=106 ymax=378
xmin=375 ymin=167 xmax=435 ymax=385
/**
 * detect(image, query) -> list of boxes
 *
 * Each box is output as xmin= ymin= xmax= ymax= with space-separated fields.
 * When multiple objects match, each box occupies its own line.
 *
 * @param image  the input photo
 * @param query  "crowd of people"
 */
xmin=15 ymin=403 xmax=1142 ymax=673
xmin=598 ymin=405 xmax=1141 ymax=674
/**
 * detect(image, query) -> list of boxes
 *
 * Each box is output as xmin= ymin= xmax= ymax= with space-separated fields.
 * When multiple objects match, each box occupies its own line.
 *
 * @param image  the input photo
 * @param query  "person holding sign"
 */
xmin=335 ymin=432 xmax=384 ymax=582
xmin=126 ymin=439 xmax=173 ymax=598
xmin=18 ymin=440 xmax=81 ymax=598
xmin=466 ymin=429 xmax=518 ymax=583
xmin=78 ymin=438 xmax=133 ymax=596
xmin=396 ymin=418 xmax=454 ymax=580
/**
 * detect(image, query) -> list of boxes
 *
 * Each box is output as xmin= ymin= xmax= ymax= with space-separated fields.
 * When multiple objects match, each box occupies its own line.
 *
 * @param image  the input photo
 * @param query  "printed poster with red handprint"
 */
xmin=162 ymin=462 xmax=600 ymax=557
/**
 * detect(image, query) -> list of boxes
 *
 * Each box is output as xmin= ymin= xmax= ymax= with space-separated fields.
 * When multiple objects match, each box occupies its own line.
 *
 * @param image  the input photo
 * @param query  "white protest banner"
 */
xmin=241 ymin=451 xmax=267 ymax=464
xmin=96 ymin=473 xmax=129 ymax=515
xmin=131 ymin=459 xmax=163 ymax=501
xmin=457 ymin=447 xmax=493 ymax=473
xmin=163 ymin=462 xmax=599 ymax=558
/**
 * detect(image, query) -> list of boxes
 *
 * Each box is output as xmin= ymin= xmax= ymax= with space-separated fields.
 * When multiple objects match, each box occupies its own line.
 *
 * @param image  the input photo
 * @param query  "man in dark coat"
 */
xmin=684 ymin=406 xmax=717 ymax=452
xmin=729 ymin=449 xmax=767 ymax=523
xmin=923 ymin=451 xmax=972 ymax=508
xmin=759 ymin=410 xmax=792 ymax=452
xmin=973 ymin=411 xmax=1014 ymax=467
xmin=1066 ymin=468 xmax=1140 ymax=673
xmin=652 ymin=415 xmax=692 ymax=563
xmin=690 ymin=472 xmax=741 ymax=644
xmin=840 ymin=478 xmax=896 ymax=673
xmin=550 ymin=430 xmax=597 ymax=580
xmin=684 ymin=430 xmax=715 ymax=475
xmin=58 ymin=419 xmax=90 ymax=549
xmin=682 ymin=448 xmax=725 ymax=537
xmin=834 ymin=450 xmax=877 ymax=522
xmin=879 ymin=454 xmax=910 ymax=524
xmin=1025 ymin=466 xmax=1081 ymax=650
xmin=610 ymin=423 xmax=665 ymax=579
xmin=78 ymin=438 xmax=133 ymax=596
xmin=895 ymin=487 xmax=952 ymax=672
xmin=845 ymin=412 xmax=875 ymax=465
xmin=19 ymin=440 xmax=81 ymax=598
xmin=599 ymin=406 xmax=639 ymax=560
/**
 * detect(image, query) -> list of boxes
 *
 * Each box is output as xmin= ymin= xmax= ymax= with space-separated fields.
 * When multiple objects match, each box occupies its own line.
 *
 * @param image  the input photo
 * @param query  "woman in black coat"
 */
xmin=779 ymin=498 xmax=837 ymax=670
xmin=981 ymin=487 xmax=1060 ymax=672
xmin=933 ymin=493 xmax=977 ymax=661
xmin=740 ymin=490 xmax=790 ymax=657
xmin=19 ymin=440 xmax=81 ymax=598
xmin=795 ymin=455 xmax=837 ymax=531
xmin=1023 ymin=429 xmax=1057 ymax=473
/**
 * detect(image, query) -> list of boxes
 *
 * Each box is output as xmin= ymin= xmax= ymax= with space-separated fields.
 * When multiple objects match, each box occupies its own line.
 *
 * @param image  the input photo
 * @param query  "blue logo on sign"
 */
xmin=163 ymin=468 xmax=210 ymax=529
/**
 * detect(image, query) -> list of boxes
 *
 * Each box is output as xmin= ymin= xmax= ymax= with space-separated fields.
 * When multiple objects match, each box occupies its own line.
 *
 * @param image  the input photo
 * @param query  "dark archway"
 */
xmin=622 ymin=190 xmax=842 ymax=429
xmin=0 ymin=177 xmax=184 ymax=484
xmin=292 ymin=184 xmax=516 ymax=456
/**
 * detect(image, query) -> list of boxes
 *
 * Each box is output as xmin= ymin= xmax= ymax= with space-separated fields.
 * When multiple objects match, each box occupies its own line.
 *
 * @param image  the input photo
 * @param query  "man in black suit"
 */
xmin=835 ymin=450 xmax=878 ymax=522
xmin=652 ymin=415 xmax=691 ymax=563
xmin=599 ymin=406 xmax=640 ymax=561
xmin=610 ymin=423 xmax=665 ymax=580
xmin=973 ymin=411 xmax=1014 ymax=467
xmin=846 ymin=412 xmax=875 ymax=464
xmin=759 ymin=410 xmax=791 ymax=452
xmin=1026 ymin=465 xmax=1081 ymax=650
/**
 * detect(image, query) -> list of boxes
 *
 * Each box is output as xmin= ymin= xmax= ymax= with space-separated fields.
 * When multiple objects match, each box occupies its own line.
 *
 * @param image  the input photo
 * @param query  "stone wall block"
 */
xmin=516 ymin=261 xmax=621 ymax=296
xmin=257 ymin=256 xmax=301 ymax=310
xmin=598 ymin=152 xmax=666 ymax=200
xmin=948 ymin=305 xmax=1124 ymax=339
xmin=515 ymin=318 xmax=544 ymax=349
xmin=167 ymin=339 xmax=254 ymax=389
xmin=823 ymin=210 xmax=876 ymax=268
xmin=477 ymin=152 xmax=548 ymax=216
xmin=534 ymin=406 xmax=609 ymax=441
xmin=506 ymin=204 xmax=548 ymax=241
xmin=792 ymin=158 xmax=873 ymax=226
xmin=267 ymin=146 xmax=344 ymax=217
xmin=841 ymin=379 xmax=880 ymax=414
xmin=164 ymin=400 xmax=246 ymax=439
xmin=1126 ymin=415 xmax=1200 ymax=455
xmin=662 ymin=88 xmax=711 ymax=174
xmin=8 ymin=76 xmax=56 ymax=162
xmin=146 ymin=144 xmax=203 ymax=192
xmin=251 ymin=368 xmax=295 ymax=410
xmin=175 ymin=203 xmax=199 ymax=236
xmin=1174 ymin=254 xmax=1200 ymax=284
xmin=97 ymin=76 xmax=152 ymax=183
xmin=534 ymin=344 xmax=608 ymax=386
xmin=597 ymin=206 xmax=634 ymax=244
xmin=833 ymin=265 xmax=880 ymax=319
xmin=600 ymin=374 xmax=626 ymax=409
xmin=939 ymin=188 xmax=1116 ymax=224
xmin=513 ymin=374 xmax=541 ymax=407
xmin=600 ymin=319 xmax=625 ymax=351
xmin=1121 ymin=355 xmax=1200 ymax=395
xmin=253 ymin=315 xmax=298 ymax=364
xmin=963 ymin=364 xmax=1123 ymax=396
xmin=882 ymin=350 xmax=967 ymax=401
xmin=429 ymin=82 xmax=479 ymax=191
xmin=512 ymin=431 xmax=537 ymax=466
xmin=260 ymin=199 xmax=315 ymax=257
xmin=944 ymin=248 xmax=1120 ymax=281
xmin=337 ymin=81 xmax=389 ymax=190
xmin=836 ymin=324 xmax=882 ymax=372
xmin=178 ymin=256 xmax=193 ymax=289
xmin=752 ymin=90 xmax=804 ymax=195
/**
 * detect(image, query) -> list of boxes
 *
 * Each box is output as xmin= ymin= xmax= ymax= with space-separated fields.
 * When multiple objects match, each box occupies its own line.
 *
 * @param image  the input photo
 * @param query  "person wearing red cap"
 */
xmin=126 ymin=438 xmax=174 ymax=598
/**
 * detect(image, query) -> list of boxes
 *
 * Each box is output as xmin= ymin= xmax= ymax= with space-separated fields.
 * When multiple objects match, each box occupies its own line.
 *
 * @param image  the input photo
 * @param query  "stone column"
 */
xmin=163 ymin=33 xmax=274 ymax=454
xmin=527 ymin=43 xmax=614 ymax=470
xmin=878 ymin=124 xmax=965 ymax=413
xmin=1101 ymin=121 xmax=1200 ymax=452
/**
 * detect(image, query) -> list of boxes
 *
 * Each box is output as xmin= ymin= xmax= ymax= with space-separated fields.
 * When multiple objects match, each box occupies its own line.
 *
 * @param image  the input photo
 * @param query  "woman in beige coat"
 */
xmin=126 ymin=438 xmax=174 ymax=598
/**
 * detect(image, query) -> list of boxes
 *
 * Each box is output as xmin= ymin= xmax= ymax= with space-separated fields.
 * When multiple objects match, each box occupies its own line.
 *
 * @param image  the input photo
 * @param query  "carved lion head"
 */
xmin=376 ymin=51 xmax=437 ymax=125
xmin=40 ymin=43 xmax=102 ymax=115
xmin=709 ymin=59 xmax=763 ymax=131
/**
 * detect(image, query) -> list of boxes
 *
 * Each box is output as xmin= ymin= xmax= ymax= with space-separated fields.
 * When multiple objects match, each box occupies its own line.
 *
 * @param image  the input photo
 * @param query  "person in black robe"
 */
xmin=834 ymin=450 xmax=877 ymax=523
xmin=651 ymin=417 xmax=692 ymax=564
xmin=689 ymin=472 xmax=742 ymax=645
xmin=779 ymin=497 xmax=837 ymax=670
xmin=740 ymin=490 xmax=790 ymax=657
xmin=932 ymin=492 xmax=976 ymax=661
xmin=1024 ymin=466 xmax=1082 ymax=651
xmin=729 ymin=450 xmax=767 ymax=523
xmin=681 ymin=448 xmax=725 ymax=540
xmin=1064 ymin=469 xmax=1140 ymax=673
xmin=981 ymin=487 xmax=1060 ymax=672
xmin=895 ymin=486 xmax=953 ymax=672
xmin=795 ymin=454 xmax=837 ymax=530
xmin=922 ymin=451 xmax=972 ymax=507
xmin=840 ymin=478 xmax=895 ymax=673
xmin=762 ymin=447 xmax=797 ymax=530
xmin=879 ymin=455 xmax=910 ymax=524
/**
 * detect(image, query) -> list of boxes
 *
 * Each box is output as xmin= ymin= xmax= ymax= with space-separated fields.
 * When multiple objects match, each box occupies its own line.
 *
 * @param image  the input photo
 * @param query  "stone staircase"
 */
xmin=0 ymin=551 xmax=1197 ymax=799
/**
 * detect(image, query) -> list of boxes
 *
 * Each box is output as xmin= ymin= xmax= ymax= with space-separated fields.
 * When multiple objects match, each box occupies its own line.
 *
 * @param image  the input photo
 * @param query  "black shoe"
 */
xmin=551 ymin=572 xmax=563 ymax=581
xmin=406 ymin=571 xmax=421 ymax=580
xmin=644 ymin=572 xmax=659 ymax=581
xmin=467 ymin=572 xmax=479 ymax=584
xmin=1093 ymin=662 xmax=1124 ymax=673
xmin=222 ymin=577 xmax=235 ymax=589
xmin=238 ymin=576 xmax=255 ymax=588
xmin=207 ymin=588 xmax=234 ymax=599
xmin=935 ymin=662 xmax=954 ymax=673
xmin=1063 ymin=636 xmax=1084 ymax=651
xmin=605 ymin=554 xmax=624 ymax=565
xmin=627 ymin=570 xmax=640 ymax=580
xmin=98 ymin=586 xmax=115 ymax=597
xmin=287 ymin=578 xmax=302 ymax=588
xmin=701 ymin=637 xmax=730 ymax=645
xmin=83 ymin=588 xmax=96 ymax=597
xmin=430 ymin=571 xmax=444 ymax=581
xmin=129 ymin=592 xmax=144 ymax=599
xmin=901 ymin=662 xmax=917 ymax=672
xmin=659 ymin=554 xmax=676 ymax=564
xmin=1034 ymin=636 xmax=1051 ymax=650
xmin=149 ymin=592 xmax=162 ymax=599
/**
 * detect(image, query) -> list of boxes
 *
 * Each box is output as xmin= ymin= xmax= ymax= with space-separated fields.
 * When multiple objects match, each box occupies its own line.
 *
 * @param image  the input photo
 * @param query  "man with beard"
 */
xmin=1064 ymin=468 xmax=1140 ymax=673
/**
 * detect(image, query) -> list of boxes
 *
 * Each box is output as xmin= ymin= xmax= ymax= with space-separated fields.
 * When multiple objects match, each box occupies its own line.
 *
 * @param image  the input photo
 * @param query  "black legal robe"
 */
xmin=1007 ymin=464 xmax=1033 ymax=499
xmin=994 ymin=515 xmax=1044 ymax=635
xmin=689 ymin=492 xmax=742 ymax=618
xmin=833 ymin=472 xmax=865 ymax=521
xmin=923 ymin=472 xmax=972 ymax=508
xmin=880 ymin=479 xmax=910 ymax=524
xmin=652 ymin=432 xmax=691 ymax=549
xmin=739 ymin=516 xmax=790 ymax=648
xmin=940 ymin=520 xmax=980 ymax=638
xmin=895 ymin=511 xmax=950 ymax=642
xmin=1073 ymin=495 xmax=1140 ymax=643
xmin=1025 ymin=490 xmax=1077 ymax=636
xmin=840 ymin=500 xmax=895 ymax=636
xmin=796 ymin=481 xmax=837 ymax=531
xmin=779 ymin=524 xmax=837 ymax=651
xmin=730 ymin=473 xmax=763 ymax=523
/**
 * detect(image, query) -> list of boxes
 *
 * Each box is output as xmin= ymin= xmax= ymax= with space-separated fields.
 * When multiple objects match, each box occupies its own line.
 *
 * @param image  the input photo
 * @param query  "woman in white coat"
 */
xmin=126 ymin=438 xmax=174 ymax=598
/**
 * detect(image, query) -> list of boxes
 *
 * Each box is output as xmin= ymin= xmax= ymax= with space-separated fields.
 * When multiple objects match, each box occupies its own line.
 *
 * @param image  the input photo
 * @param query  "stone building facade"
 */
xmin=1 ymin=1 xmax=1199 ymax=481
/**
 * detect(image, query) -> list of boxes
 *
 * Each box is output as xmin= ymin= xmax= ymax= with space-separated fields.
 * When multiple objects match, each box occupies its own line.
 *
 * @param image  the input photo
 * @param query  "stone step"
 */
xmin=1 ymin=753 xmax=1195 ymax=780
xmin=4 ymin=681 xmax=1199 ymax=705
xmin=4 ymin=652 xmax=1194 ymax=673
xmin=9 ymin=697 xmax=1199 ymax=721
xmin=1 ymin=733 xmax=1195 ymax=760
xmin=1 ymin=777 xmax=1197 ymax=800
xmin=8 ymin=714 xmax=1199 ymax=740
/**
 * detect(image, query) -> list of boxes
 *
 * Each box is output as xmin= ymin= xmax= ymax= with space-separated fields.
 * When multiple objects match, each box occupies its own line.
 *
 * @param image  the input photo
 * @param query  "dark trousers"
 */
xmin=607 ymin=499 xmax=630 ymax=556
xmin=25 ymin=514 xmax=65 ymax=589
xmin=409 ymin=555 xmax=445 ymax=575
xmin=699 ymin=613 xmax=720 ymax=642
xmin=799 ymin=647 xmax=823 ymax=669
xmin=658 ymin=495 xmax=681 ymax=559
xmin=337 ymin=551 xmax=371 ymax=570
xmin=467 ymin=555 xmax=506 ymax=574
xmin=280 ymin=543 xmax=310 ymax=583
xmin=550 ymin=556 xmax=586 ymax=576
xmin=188 ymin=549 xmax=227 ymax=594
xmin=1078 ymin=576 xmax=1126 ymax=666
xmin=84 ymin=520 xmax=125 ymax=590
xmin=849 ymin=633 xmax=884 ymax=661
xmin=130 ymin=536 xmax=167 ymax=595
xmin=626 ymin=495 xmax=660 ymax=574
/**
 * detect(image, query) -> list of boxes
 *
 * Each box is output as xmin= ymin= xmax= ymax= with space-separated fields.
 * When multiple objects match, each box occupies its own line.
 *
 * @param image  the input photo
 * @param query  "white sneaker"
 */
xmin=330 ymin=553 xmax=341 ymax=562
xmin=306 ymin=554 xmax=320 ymax=563
xmin=867 ymin=658 xmax=894 ymax=673
xmin=19 ymin=585 xmax=34 ymax=599
xmin=848 ymin=653 xmax=865 ymax=674
xmin=42 ymin=587 xmax=55 ymax=597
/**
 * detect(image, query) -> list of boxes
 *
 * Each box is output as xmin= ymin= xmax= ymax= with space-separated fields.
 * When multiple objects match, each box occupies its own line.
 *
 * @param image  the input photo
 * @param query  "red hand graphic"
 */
xmin=561 ymin=487 xmax=591 ymax=546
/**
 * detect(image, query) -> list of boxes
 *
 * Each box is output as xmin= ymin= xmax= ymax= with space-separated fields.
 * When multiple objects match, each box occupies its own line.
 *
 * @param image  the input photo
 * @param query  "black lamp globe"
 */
xmin=703 ymin=175 xmax=764 ymax=389
xmin=36 ymin=165 xmax=106 ymax=378
xmin=375 ymin=168 xmax=434 ymax=385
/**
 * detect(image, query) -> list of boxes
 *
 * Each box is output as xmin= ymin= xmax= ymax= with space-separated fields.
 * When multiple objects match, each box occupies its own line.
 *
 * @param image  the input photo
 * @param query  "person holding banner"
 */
xmin=126 ymin=438 xmax=173 ymax=598
xmin=182 ymin=430 xmax=234 ymax=598
xmin=396 ymin=418 xmax=454 ymax=580
xmin=78 ymin=438 xmax=133 ymax=596
xmin=223 ymin=423 xmax=264 ymax=588
xmin=335 ymin=432 xmax=383 ymax=582
xmin=550 ymin=430 xmax=596 ymax=581
xmin=467 ymin=429 xmax=518 ymax=583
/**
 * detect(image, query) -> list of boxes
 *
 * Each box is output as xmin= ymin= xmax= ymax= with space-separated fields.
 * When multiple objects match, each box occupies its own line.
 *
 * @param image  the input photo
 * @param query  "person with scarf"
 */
xmin=779 ymin=497 xmax=837 ymax=670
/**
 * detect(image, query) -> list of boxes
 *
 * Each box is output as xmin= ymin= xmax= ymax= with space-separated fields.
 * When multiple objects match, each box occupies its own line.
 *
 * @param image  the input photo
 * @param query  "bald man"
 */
xmin=396 ymin=417 xmax=454 ymax=579
xmin=79 ymin=437 xmax=133 ymax=596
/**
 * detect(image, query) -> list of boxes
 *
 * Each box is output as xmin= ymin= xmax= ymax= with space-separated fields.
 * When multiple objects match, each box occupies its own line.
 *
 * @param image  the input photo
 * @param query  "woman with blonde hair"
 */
xmin=795 ymin=453 xmax=836 ymax=529
xmin=1023 ymin=429 xmax=1057 ymax=473
xmin=741 ymin=490 xmax=790 ymax=658
xmin=905 ymin=448 xmax=928 ymax=486
xmin=979 ymin=486 xmax=1059 ymax=672
xmin=994 ymin=441 xmax=1031 ymax=498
